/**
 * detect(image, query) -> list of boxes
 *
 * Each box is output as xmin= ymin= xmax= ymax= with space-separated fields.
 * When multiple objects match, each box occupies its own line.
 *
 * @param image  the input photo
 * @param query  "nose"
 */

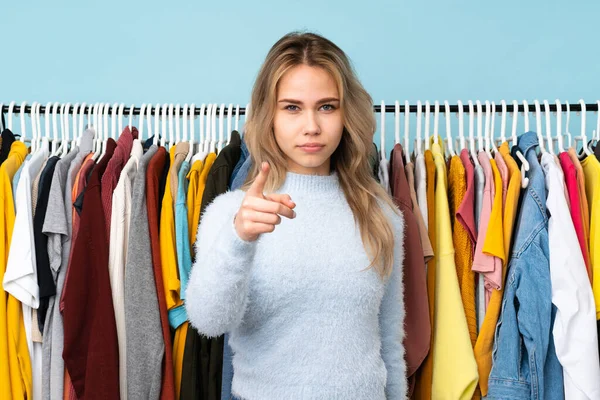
xmin=303 ymin=110 xmax=321 ymax=135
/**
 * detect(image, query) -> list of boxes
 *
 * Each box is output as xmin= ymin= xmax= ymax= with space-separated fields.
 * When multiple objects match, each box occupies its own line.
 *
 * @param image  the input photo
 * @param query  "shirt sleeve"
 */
xmin=379 ymin=203 xmax=408 ymax=399
xmin=185 ymin=190 xmax=257 ymax=338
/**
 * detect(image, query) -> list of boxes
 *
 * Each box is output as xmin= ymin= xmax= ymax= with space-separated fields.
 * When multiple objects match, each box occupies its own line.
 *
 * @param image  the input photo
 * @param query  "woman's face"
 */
xmin=273 ymin=64 xmax=344 ymax=175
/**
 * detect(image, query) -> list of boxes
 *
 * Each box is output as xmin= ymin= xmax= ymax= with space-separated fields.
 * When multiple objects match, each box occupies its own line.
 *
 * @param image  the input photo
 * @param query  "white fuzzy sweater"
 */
xmin=185 ymin=171 xmax=407 ymax=400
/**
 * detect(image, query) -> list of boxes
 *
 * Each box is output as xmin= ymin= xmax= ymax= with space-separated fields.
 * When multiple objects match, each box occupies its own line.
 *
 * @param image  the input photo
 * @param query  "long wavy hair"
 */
xmin=242 ymin=31 xmax=399 ymax=280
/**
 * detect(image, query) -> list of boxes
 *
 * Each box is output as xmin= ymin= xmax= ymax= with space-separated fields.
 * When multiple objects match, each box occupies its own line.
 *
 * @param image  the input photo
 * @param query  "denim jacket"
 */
xmin=486 ymin=132 xmax=564 ymax=399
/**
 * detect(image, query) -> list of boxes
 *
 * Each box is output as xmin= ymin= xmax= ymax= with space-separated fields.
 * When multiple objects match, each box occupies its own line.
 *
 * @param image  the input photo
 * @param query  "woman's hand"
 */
xmin=234 ymin=161 xmax=296 ymax=242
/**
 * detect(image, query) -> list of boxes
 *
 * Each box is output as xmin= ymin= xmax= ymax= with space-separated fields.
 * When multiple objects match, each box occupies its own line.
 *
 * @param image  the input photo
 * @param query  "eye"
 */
xmin=285 ymin=105 xmax=299 ymax=111
xmin=320 ymin=104 xmax=336 ymax=111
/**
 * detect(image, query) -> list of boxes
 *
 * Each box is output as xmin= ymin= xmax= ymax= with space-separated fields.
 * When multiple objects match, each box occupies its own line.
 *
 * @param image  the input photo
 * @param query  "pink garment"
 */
xmin=457 ymin=149 xmax=477 ymax=248
xmin=472 ymin=152 xmax=502 ymax=308
xmin=495 ymin=151 xmax=508 ymax=207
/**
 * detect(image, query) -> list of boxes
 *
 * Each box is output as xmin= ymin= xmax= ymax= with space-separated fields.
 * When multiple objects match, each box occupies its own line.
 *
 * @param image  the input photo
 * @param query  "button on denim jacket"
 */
xmin=487 ymin=132 xmax=564 ymax=399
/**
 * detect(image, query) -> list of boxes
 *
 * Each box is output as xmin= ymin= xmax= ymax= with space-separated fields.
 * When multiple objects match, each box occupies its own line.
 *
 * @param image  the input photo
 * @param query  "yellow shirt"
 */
xmin=0 ymin=141 xmax=30 ymax=400
xmin=160 ymin=146 xmax=180 ymax=310
xmin=430 ymin=142 xmax=479 ymax=399
xmin=186 ymin=160 xmax=203 ymax=249
xmin=474 ymin=142 xmax=522 ymax=395
xmin=582 ymin=154 xmax=600 ymax=318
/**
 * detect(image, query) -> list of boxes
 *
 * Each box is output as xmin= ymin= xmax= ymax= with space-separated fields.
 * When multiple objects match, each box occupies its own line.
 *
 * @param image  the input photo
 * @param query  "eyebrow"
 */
xmin=278 ymin=97 xmax=340 ymax=105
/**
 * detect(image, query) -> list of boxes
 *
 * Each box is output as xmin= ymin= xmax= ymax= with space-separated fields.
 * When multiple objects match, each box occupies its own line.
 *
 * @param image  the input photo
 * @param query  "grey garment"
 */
xmin=474 ymin=163 xmax=486 ymax=333
xmin=124 ymin=145 xmax=164 ymax=400
xmin=41 ymin=129 xmax=95 ymax=400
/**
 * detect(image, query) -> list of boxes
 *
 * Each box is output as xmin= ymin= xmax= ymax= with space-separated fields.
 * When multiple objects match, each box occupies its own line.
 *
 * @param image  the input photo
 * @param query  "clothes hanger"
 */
xmin=404 ymin=100 xmax=410 ymax=165
xmin=111 ymin=103 xmax=118 ymax=140
xmin=579 ymin=99 xmax=592 ymax=156
xmin=394 ymin=101 xmax=400 ymax=146
xmin=433 ymin=100 xmax=439 ymax=147
xmin=510 ymin=100 xmax=529 ymax=187
xmin=161 ymin=104 xmax=168 ymax=149
xmin=128 ymin=104 xmax=134 ymax=132
xmin=191 ymin=104 xmax=207 ymax=163
xmin=595 ymin=100 xmax=600 ymax=145
xmin=139 ymin=104 xmax=146 ymax=140
xmin=542 ymin=100 xmax=554 ymax=155
xmin=78 ymin=102 xmax=86 ymax=148
xmin=416 ymin=100 xmax=423 ymax=156
xmin=500 ymin=100 xmax=507 ymax=145
xmin=443 ymin=100 xmax=456 ymax=157
xmin=565 ymin=101 xmax=573 ymax=149
xmin=457 ymin=100 xmax=466 ymax=151
xmin=468 ymin=100 xmax=480 ymax=167
xmin=118 ymin=103 xmax=125 ymax=137
xmin=211 ymin=103 xmax=218 ymax=154
xmin=217 ymin=103 xmax=226 ymax=152
xmin=182 ymin=103 xmax=188 ymax=147
xmin=380 ymin=100 xmax=387 ymax=162
xmin=19 ymin=101 xmax=27 ymax=144
xmin=483 ymin=100 xmax=493 ymax=158
xmin=0 ymin=102 xmax=4 ymax=132
xmin=235 ymin=104 xmax=240 ymax=133
xmin=51 ymin=102 xmax=60 ymax=156
xmin=555 ymin=100 xmax=565 ymax=153
xmin=533 ymin=100 xmax=546 ymax=154
xmin=175 ymin=104 xmax=181 ymax=145
xmin=96 ymin=103 xmax=106 ymax=161
xmin=144 ymin=103 xmax=153 ymax=146
xmin=153 ymin=104 xmax=160 ymax=146
xmin=7 ymin=101 xmax=16 ymax=132
xmin=60 ymin=103 xmax=70 ymax=157
xmin=424 ymin=100 xmax=431 ymax=151
xmin=92 ymin=103 xmax=101 ymax=161
xmin=489 ymin=101 xmax=499 ymax=154
xmin=168 ymin=103 xmax=175 ymax=149
xmin=101 ymin=102 xmax=111 ymax=160
xmin=185 ymin=104 xmax=195 ymax=163
xmin=70 ymin=103 xmax=78 ymax=151
xmin=29 ymin=101 xmax=38 ymax=151
xmin=244 ymin=102 xmax=250 ymax=128
xmin=476 ymin=100 xmax=488 ymax=159
xmin=227 ymin=103 xmax=234 ymax=144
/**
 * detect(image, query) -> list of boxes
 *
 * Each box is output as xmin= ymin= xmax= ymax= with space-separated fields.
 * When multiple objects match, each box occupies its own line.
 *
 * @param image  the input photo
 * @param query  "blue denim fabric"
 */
xmin=229 ymin=137 xmax=249 ymax=190
xmin=222 ymin=159 xmax=251 ymax=400
xmin=487 ymin=131 xmax=564 ymax=399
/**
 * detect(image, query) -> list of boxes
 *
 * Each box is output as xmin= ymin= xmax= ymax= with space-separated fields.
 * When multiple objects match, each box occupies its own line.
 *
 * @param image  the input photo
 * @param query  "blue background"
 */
xmin=2 ymin=0 xmax=600 ymax=155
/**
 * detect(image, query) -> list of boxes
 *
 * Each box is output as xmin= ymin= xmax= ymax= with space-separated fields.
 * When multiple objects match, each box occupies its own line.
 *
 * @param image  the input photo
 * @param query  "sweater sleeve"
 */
xmin=379 ymin=204 xmax=408 ymax=399
xmin=185 ymin=190 xmax=257 ymax=338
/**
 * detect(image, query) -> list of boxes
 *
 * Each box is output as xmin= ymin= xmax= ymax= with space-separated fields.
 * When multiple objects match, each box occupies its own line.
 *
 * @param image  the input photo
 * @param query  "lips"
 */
xmin=299 ymin=144 xmax=324 ymax=148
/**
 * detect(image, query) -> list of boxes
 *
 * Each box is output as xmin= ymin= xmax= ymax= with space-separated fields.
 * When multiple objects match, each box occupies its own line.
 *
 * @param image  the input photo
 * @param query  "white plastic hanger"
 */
xmin=468 ymin=100 xmax=480 ymax=167
xmin=433 ymin=100 xmax=439 ymax=146
xmin=51 ymin=102 xmax=60 ymax=155
xmin=500 ymin=100 xmax=507 ymax=144
xmin=7 ymin=101 xmax=16 ymax=132
xmin=175 ymin=104 xmax=181 ymax=144
xmin=227 ymin=103 xmax=234 ymax=144
xmin=78 ymin=102 xmax=87 ymax=147
xmin=543 ymin=100 xmax=554 ymax=155
xmin=404 ymin=100 xmax=410 ymax=165
xmin=70 ymin=104 xmax=79 ymax=151
xmin=211 ymin=104 xmax=218 ymax=154
xmin=523 ymin=100 xmax=530 ymax=133
xmin=533 ymin=100 xmax=546 ymax=154
xmin=416 ymin=100 xmax=423 ymax=156
xmin=185 ymin=104 xmax=195 ymax=163
xmin=380 ymin=101 xmax=387 ymax=161
xmin=490 ymin=101 xmax=499 ymax=154
xmin=555 ymin=100 xmax=565 ymax=153
xmin=244 ymin=102 xmax=250 ymax=128
xmin=118 ymin=103 xmax=125 ymax=137
xmin=153 ymin=104 xmax=160 ymax=146
xmin=424 ymin=100 xmax=431 ymax=150
xmin=217 ymin=103 xmax=226 ymax=152
xmin=565 ymin=101 xmax=573 ymax=149
xmin=19 ymin=101 xmax=27 ymax=143
xmin=444 ymin=100 xmax=455 ymax=156
xmin=92 ymin=103 xmax=101 ymax=160
xmin=145 ymin=103 xmax=153 ymax=146
xmin=235 ymin=104 xmax=241 ymax=133
xmin=595 ymin=100 xmax=600 ymax=144
xmin=44 ymin=102 xmax=52 ymax=153
xmin=139 ymin=104 xmax=146 ymax=140
xmin=30 ymin=101 xmax=38 ymax=152
xmin=60 ymin=103 xmax=70 ymax=157
xmin=191 ymin=104 xmax=207 ymax=163
xmin=476 ymin=100 xmax=487 ymax=158
xmin=510 ymin=100 xmax=529 ymax=187
xmin=95 ymin=103 xmax=105 ymax=161
xmin=182 ymin=103 xmax=188 ymax=146
xmin=161 ymin=104 xmax=168 ymax=149
xmin=111 ymin=103 xmax=118 ymax=140
xmin=457 ymin=100 xmax=466 ymax=151
xmin=0 ymin=102 xmax=3 ymax=132
xmin=128 ymin=104 xmax=134 ymax=132
xmin=483 ymin=100 xmax=493 ymax=158
xmin=579 ymin=99 xmax=592 ymax=156
xmin=168 ymin=104 xmax=175 ymax=149
xmin=394 ymin=101 xmax=400 ymax=146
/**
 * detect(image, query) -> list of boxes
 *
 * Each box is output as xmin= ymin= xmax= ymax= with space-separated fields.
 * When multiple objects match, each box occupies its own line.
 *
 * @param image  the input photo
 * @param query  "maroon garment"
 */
xmin=61 ymin=139 xmax=119 ymax=399
xmin=101 ymin=126 xmax=138 ymax=239
xmin=146 ymin=147 xmax=176 ymax=400
xmin=389 ymin=143 xmax=430 ymax=396
xmin=457 ymin=149 xmax=477 ymax=247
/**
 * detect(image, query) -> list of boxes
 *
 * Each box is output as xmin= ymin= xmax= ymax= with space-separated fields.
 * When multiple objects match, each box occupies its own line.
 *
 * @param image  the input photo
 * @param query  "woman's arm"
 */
xmin=185 ymin=190 xmax=257 ymax=338
xmin=379 ymin=205 xmax=408 ymax=399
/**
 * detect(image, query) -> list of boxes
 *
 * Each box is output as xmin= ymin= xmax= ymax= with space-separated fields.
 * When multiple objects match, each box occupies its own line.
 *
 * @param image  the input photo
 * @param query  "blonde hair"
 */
xmin=242 ymin=31 xmax=400 ymax=280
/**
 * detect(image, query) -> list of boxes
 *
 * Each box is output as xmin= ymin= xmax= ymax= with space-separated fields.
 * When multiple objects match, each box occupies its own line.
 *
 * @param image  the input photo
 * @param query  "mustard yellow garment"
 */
xmin=582 ymin=154 xmax=600 ymax=318
xmin=160 ymin=146 xmax=179 ymax=310
xmin=430 ymin=142 xmax=478 ymax=399
xmin=0 ymin=141 xmax=30 ymax=400
xmin=474 ymin=142 xmax=522 ymax=396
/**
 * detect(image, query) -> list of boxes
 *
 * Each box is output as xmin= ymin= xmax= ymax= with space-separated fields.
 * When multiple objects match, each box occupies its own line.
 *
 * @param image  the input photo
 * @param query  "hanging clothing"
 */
xmin=0 ymin=140 xmax=30 ymax=400
xmin=379 ymin=154 xmax=391 ymax=195
xmin=581 ymin=153 xmax=600 ymax=319
xmin=569 ymin=148 xmax=590 ymax=246
xmin=474 ymin=141 xmax=522 ymax=396
xmin=61 ymin=138 xmax=119 ymax=399
xmin=229 ymin=137 xmax=249 ymax=190
xmin=473 ymin=161 xmax=485 ymax=331
xmin=0 ymin=128 xmax=16 ymax=165
xmin=448 ymin=154 xmax=477 ymax=347
xmin=146 ymin=147 xmax=176 ymax=400
xmin=405 ymin=160 xmax=434 ymax=262
xmin=542 ymin=151 xmax=600 ymax=399
xmin=414 ymin=153 xmax=428 ymax=230
xmin=186 ymin=160 xmax=204 ymax=249
xmin=430 ymin=142 xmax=478 ymax=399
xmin=389 ymin=143 xmax=430 ymax=396
xmin=185 ymin=170 xmax=407 ymax=400
xmin=487 ymin=132 xmax=564 ymax=399
xmin=124 ymin=145 xmax=163 ymax=400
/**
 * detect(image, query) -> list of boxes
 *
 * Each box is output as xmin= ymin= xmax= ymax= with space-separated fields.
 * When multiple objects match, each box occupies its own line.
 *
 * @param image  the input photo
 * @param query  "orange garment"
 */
xmin=412 ymin=149 xmax=436 ymax=400
xmin=447 ymin=155 xmax=477 ymax=347
xmin=474 ymin=142 xmax=522 ymax=396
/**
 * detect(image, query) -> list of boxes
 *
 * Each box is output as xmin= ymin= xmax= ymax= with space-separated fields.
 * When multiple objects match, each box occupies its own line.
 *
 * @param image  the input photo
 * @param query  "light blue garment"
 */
xmin=12 ymin=153 xmax=31 ymax=206
xmin=229 ymin=136 xmax=248 ymax=190
xmin=487 ymin=131 xmax=564 ymax=400
xmin=168 ymin=160 xmax=192 ymax=330
xmin=473 ymin=162 xmax=486 ymax=333
xmin=222 ymin=162 xmax=250 ymax=400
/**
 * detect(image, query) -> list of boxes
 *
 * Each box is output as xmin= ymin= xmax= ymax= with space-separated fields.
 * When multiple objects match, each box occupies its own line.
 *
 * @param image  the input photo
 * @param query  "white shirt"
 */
xmin=3 ymin=138 xmax=50 ymax=400
xmin=414 ymin=153 xmax=428 ymax=230
xmin=541 ymin=152 xmax=600 ymax=399
xmin=378 ymin=156 xmax=391 ymax=196
xmin=108 ymin=139 xmax=142 ymax=400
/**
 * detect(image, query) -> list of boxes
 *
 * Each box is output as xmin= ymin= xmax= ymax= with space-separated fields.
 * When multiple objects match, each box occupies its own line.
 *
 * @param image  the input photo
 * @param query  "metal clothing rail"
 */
xmin=1 ymin=102 xmax=599 ymax=115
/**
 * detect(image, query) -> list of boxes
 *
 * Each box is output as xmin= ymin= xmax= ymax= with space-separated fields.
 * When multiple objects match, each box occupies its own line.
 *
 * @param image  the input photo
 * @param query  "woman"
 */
xmin=185 ymin=31 xmax=406 ymax=400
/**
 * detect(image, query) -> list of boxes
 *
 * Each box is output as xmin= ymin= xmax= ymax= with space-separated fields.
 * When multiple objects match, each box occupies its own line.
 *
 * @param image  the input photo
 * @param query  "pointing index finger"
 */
xmin=247 ymin=161 xmax=270 ymax=197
